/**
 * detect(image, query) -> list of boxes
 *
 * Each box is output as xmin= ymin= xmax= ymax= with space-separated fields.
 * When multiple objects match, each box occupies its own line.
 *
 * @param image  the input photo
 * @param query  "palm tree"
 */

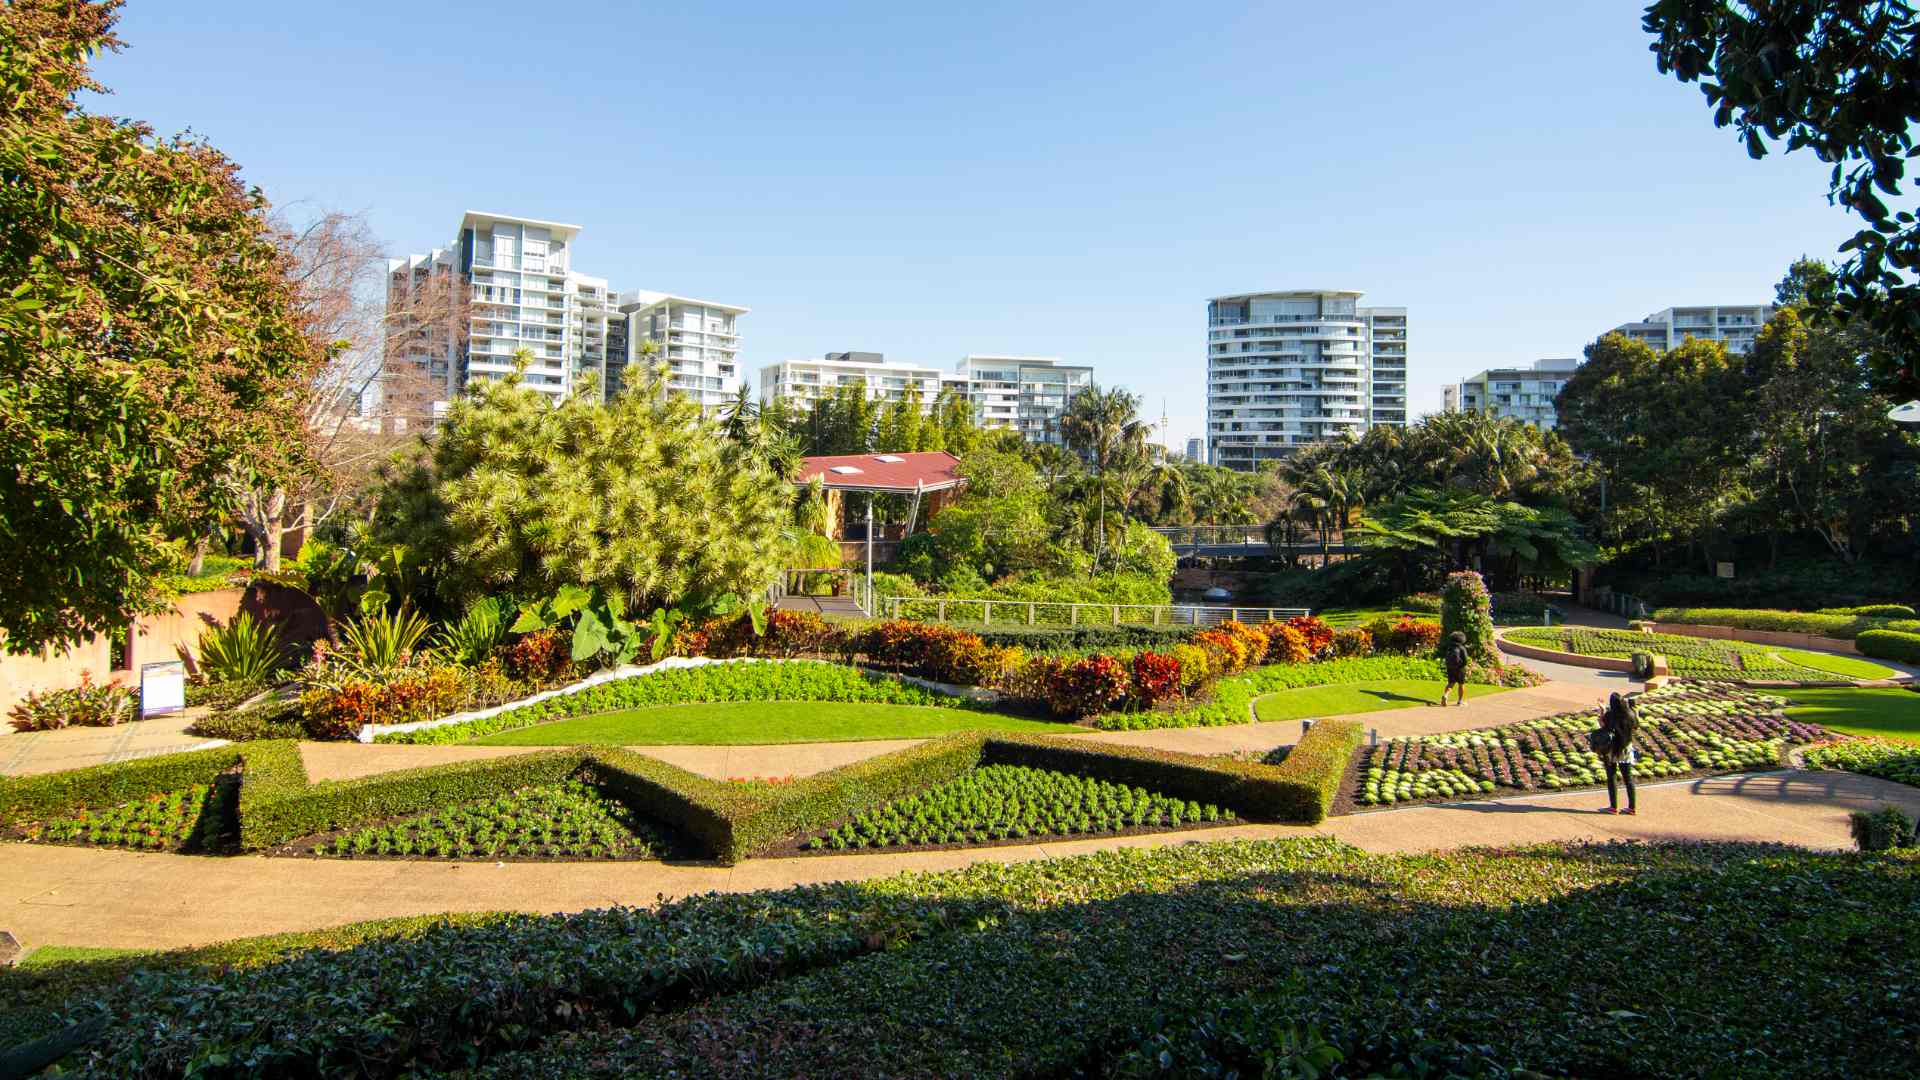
xmin=718 ymin=384 xmax=759 ymax=445
xmin=1061 ymin=384 xmax=1150 ymax=566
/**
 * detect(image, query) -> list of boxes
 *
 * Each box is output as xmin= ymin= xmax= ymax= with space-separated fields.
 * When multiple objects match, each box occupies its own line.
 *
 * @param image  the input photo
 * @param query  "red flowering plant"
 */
xmin=1045 ymin=654 xmax=1131 ymax=719
xmin=1129 ymin=650 xmax=1183 ymax=708
xmin=1282 ymin=615 xmax=1335 ymax=658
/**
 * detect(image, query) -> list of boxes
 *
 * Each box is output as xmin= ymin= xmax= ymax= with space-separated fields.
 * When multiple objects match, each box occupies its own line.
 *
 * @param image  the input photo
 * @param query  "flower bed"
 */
xmin=1091 ymin=656 xmax=1450 ymax=731
xmin=312 ymin=781 xmax=672 ymax=860
xmin=1503 ymin=626 xmax=1848 ymax=681
xmin=15 ymin=783 xmax=229 ymax=852
xmin=1805 ymin=738 xmax=1920 ymax=787
xmin=1350 ymin=682 xmax=1824 ymax=807
xmin=805 ymin=764 xmax=1234 ymax=852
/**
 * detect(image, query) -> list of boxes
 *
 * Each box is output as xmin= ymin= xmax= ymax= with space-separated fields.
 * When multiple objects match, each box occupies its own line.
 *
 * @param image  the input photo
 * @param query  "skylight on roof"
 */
xmin=873 ymin=454 xmax=905 ymax=463
xmin=829 ymin=466 xmax=864 ymax=475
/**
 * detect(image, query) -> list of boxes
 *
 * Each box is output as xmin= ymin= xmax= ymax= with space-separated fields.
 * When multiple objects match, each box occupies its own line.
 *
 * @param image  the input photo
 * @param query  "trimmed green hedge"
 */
xmin=1651 ymin=606 xmax=1920 ymax=641
xmin=1822 ymin=604 xmax=1918 ymax=619
xmin=1858 ymin=629 xmax=1920 ymax=665
xmin=375 ymin=660 xmax=989 ymax=745
xmin=953 ymin=624 xmax=1201 ymax=651
xmin=984 ymin=720 xmax=1360 ymax=824
xmin=0 ymin=744 xmax=243 ymax=825
xmin=2 ymin=722 xmax=1354 ymax=865
xmin=1092 ymin=656 xmax=1449 ymax=731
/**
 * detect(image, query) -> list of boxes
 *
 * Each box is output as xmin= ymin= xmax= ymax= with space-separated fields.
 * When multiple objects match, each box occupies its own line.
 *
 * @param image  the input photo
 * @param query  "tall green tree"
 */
xmin=0 ymin=0 xmax=321 ymax=651
xmin=372 ymin=359 xmax=788 ymax=612
xmin=1061 ymin=384 xmax=1150 ymax=566
xmin=1644 ymin=1 xmax=1920 ymax=399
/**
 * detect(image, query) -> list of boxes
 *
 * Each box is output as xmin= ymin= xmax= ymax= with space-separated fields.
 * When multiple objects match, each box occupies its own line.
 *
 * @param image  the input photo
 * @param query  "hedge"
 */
xmin=1857 ymin=629 xmax=1920 ymax=665
xmin=1821 ymin=604 xmax=1918 ymax=619
xmin=1650 ymin=606 xmax=1920 ymax=641
xmin=951 ymin=624 xmax=1201 ymax=651
xmin=983 ymin=720 xmax=1361 ymax=824
xmin=0 ymin=743 xmax=244 ymax=825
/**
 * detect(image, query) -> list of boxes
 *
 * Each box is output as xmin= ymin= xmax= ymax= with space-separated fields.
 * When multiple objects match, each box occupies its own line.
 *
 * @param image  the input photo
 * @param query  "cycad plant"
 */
xmin=196 ymin=612 xmax=288 ymax=685
xmin=432 ymin=595 xmax=510 ymax=666
xmin=342 ymin=607 xmax=432 ymax=671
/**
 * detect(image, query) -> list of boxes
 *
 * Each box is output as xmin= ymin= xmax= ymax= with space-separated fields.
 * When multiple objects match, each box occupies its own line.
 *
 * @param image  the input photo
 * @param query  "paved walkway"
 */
xmin=2 ymin=766 xmax=1912 ymax=951
xmin=0 ymin=711 xmax=226 ymax=778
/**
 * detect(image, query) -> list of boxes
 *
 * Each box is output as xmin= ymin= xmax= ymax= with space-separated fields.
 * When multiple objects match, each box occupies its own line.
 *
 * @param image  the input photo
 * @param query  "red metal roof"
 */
xmin=795 ymin=451 xmax=967 ymax=493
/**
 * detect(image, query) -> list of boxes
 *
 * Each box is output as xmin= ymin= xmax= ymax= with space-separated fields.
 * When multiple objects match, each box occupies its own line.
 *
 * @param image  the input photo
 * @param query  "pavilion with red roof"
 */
xmin=793 ymin=451 xmax=968 ymax=549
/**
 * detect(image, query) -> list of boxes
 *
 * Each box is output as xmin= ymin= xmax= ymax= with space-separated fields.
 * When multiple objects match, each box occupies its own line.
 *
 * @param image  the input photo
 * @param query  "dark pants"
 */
xmin=1444 ymin=671 xmax=1466 ymax=702
xmin=1605 ymin=760 xmax=1636 ymax=810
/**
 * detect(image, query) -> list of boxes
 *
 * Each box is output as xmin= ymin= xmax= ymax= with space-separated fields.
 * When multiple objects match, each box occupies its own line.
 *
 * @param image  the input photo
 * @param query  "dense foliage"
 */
xmin=1644 ymin=2 xmax=1920 ymax=399
xmin=1651 ymin=605 xmax=1920 ymax=640
xmin=367 ymin=364 xmax=788 ymax=614
xmin=1807 ymin=737 xmax=1920 ymax=788
xmin=1356 ymin=682 xmax=1824 ymax=806
xmin=0 ymin=0 xmax=322 ymax=651
xmin=1439 ymin=569 xmax=1496 ymax=664
xmin=808 ymin=764 xmax=1233 ymax=850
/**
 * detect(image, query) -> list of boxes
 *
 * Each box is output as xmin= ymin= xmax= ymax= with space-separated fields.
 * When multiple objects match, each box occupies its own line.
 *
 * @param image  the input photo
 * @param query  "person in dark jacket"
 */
xmin=1598 ymin=692 xmax=1640 ymax=815
xmin=1438 ymin=631 xmax=1469 ymax=707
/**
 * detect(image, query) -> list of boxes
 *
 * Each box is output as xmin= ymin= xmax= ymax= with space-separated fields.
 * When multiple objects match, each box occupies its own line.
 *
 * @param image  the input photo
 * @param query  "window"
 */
xmin=829 ymin=465 xmax=863 ymax=475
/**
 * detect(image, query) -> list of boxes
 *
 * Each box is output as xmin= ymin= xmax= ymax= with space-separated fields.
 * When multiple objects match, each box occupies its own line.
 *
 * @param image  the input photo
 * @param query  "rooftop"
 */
xmin=794 ymin=451 xmax=967 ymax=494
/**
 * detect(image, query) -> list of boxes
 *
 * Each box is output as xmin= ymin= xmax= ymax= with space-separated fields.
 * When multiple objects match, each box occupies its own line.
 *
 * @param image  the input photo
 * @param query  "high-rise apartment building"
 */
xmin=1609 ymin=304 xmax=1773 ymax=355
xmin=759 ymin=352 xmax=966 ymax=412
xmin=954 ymin=355 xmax=1093 ymax=445
xmin=386 ymin=211 xmax=745 ymax=411
xmin=1205 ymin=290 xmax=1408 ymax=470
xmin=619 ymin=291 xmax=746 ymax=408
xmin=1442 ymin=357 xmax=1581 ymax=430
xmin=1185 ymin=437 xmax=1206 ymax=464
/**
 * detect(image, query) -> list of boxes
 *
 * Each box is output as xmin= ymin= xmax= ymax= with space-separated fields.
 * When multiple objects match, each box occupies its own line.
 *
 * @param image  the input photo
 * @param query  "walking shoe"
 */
xmin=1622 ymin=808 xmax=1637 ymax=815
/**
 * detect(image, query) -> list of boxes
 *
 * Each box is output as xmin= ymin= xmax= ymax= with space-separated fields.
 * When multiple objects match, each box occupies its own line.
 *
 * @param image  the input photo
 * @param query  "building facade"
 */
xmin=1443 ymin=357 xmax=1581 ymax=430
xmin=759 ymin=352 xmax=965 ymax=412
xmin=954 ymin=355 xmax=1092 ymax=445
xmin=1205 ymin=290 xmax=1408 ymax=470
xmin=1185 ymin=437 xmax=1206 ymax=464
xmin=1609 ymin=304 xmax=1773 ymax=355
xmin=386 ymin=211 xmax=746 ymax=412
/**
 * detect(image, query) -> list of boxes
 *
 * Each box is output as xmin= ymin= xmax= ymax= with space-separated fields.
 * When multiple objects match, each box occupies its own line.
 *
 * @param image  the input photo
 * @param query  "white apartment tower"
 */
xmin=386 ymin=211 xmax=745 ymax=410
xmin=955 ymin=355 xmax=1093 ymax=445
xmin=760 ymin=352 xmax=966 ymax=412
xmin=1443 ymin=357 xmax=1581 ymax=430
xmin=1609 ymin=304 xmax=1774 ymax=355
xmin=1205 ymin=290 xmax=1408 ymax=471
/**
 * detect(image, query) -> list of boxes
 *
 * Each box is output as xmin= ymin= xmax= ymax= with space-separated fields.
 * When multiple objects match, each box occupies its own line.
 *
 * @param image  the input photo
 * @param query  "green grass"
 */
xmin=1773 ymin=648 xmax=1901 ymax=680
xmin=472 ymin=700 xmax=1083 ymax=746
xmin=1317 ymin=607 xmax=1422 ymax=627
xmin=1785 ymin=686 xmax=1920 ymax=744
xmin=15 ymin=945 xmax=149 ymax=970
xmin=1251 ymin=679 xmax=1508 ymax=723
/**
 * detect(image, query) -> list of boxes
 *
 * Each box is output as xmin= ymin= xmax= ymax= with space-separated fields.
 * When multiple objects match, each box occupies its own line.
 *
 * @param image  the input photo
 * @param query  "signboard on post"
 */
xmin=141 ymin=660 xmax=187 ymax=717
xmin=1716 ymin=562 xmax=1735 ymax=579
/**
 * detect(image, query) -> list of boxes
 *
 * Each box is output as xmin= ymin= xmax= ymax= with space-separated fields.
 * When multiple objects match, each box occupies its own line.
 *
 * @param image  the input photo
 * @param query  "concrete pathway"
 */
xmin=0 ymin=712 xmax=226 ymax=778
xmin=1 ymin=766 xmax=1912 ymax=951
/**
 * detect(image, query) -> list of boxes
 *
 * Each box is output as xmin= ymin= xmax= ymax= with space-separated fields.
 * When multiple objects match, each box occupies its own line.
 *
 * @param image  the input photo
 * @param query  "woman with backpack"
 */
xmin=1596 ymin=692 xmax=1640 ymax=815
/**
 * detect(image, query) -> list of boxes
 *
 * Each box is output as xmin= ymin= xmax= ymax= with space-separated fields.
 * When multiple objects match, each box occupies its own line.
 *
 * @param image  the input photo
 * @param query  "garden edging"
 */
xmin=1495 ymin=631 xmax=1661 ymax=676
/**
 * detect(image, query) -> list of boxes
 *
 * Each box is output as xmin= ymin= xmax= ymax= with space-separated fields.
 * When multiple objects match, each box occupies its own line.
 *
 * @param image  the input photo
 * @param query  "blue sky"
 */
xmin=96 ymin=1 xmax=1847 ymax=449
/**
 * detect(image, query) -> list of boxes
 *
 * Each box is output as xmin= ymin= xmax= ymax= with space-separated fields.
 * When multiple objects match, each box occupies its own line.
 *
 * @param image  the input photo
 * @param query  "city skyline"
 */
xmin=98 ymin=2 xmax=1846 ymax=450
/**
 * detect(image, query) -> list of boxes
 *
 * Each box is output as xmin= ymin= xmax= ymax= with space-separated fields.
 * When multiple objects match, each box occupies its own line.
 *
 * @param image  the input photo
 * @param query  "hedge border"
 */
xmin=1858 ymin=629 xmax=1920 ymax=665
xmin=1651 ymin=606 xmax=1920 ymax=641
xmin=2 ymin=725 xmax=1357 ymax=863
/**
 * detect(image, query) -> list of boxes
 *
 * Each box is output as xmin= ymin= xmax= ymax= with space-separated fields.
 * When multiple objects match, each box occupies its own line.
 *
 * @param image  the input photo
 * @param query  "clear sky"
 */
xmin=93 ymin=1 xmax=1849 ymax=449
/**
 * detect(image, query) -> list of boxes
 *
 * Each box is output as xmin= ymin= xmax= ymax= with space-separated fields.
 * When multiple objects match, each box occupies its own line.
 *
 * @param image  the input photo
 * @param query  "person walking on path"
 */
xmin=1597 ymin=692 xmax=1640 ymax=815
xmin=1435 ymin=631 xmax=1470 ymax=707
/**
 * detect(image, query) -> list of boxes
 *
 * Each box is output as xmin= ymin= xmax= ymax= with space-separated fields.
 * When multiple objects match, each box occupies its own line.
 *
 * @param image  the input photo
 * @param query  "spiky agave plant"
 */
xmin=196 ymin=612 xmax=288 ymax=685
xmin=342 ymin=607 xmax=432 ymax=671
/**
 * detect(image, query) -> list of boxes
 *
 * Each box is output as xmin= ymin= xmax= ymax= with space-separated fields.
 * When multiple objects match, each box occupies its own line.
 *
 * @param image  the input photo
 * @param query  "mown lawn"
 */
xmin=1251 ymin=679 xmax=1508 ymax=723
xmin=1774 ymin=648 xmax=1901 ymax=681
xmin=1786 ymin=686 xmax=1920 ymax=744
xmin=472 ymin=700 xmax=1082 ymax=746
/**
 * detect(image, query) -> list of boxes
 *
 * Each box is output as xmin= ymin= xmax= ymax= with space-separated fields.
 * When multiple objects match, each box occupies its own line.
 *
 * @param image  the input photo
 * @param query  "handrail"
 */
xmin=878 ymin=595 xmax=1310 ymax=628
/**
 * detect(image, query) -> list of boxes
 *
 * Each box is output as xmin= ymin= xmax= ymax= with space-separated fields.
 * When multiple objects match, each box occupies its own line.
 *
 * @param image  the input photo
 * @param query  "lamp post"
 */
xmin=865 ymin=496 xmax=874 ymax=616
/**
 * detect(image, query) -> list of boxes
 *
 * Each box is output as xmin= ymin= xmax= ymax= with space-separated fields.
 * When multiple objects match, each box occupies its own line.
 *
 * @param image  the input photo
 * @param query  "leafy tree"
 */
xmin=371 ymin=360 xmax=787 ymax=612
xmin=0 ymin=1 xmax=321 ymax=651
xmin=1644 ymin=1 xmax=1920 ymax=399
xmin=1355 ymin=488 xmax=1595 ymax=592
xmin=1061 ymin=384 xmax=1151 ymax=566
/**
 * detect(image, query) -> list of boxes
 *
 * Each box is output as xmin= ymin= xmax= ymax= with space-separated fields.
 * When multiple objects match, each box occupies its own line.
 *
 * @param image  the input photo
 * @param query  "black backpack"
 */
xmin=1445 ymin=643 xmax=1467 ymax=671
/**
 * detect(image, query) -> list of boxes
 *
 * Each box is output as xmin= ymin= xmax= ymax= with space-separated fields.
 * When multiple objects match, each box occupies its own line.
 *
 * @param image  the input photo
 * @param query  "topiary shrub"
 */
xmin=1858 ymin=629 xmax=1920 ymax=665
xmin=1631 ymin=652 xmax=1657 ymax=680
xmin=1440 ymin=571 xmax=1497 ymax=665
xmin=1850 ymin=805 xmax=1918 ymax=852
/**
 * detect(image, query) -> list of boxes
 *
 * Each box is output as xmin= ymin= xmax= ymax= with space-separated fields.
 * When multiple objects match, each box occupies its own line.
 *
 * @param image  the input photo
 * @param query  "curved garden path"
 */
xmin=2 ymin=766 xmax=1913 ymax=951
